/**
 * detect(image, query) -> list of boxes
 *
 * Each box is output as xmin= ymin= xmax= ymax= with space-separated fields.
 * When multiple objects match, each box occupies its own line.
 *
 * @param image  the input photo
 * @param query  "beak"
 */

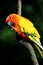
xmin=8 ymin=22 xmax=11 ymax=26
xmin=7 ymin=22 xmax=14 ymax=29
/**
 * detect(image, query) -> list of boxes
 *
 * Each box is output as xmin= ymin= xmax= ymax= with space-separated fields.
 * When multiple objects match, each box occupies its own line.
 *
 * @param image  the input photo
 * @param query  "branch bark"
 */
xmin=19 ymin=40 xmax=39 ymax=65
xmin=17 ymin=0 xmax=39 ymax=65
xmin=18 ymin=0 xmax=22 ymax=15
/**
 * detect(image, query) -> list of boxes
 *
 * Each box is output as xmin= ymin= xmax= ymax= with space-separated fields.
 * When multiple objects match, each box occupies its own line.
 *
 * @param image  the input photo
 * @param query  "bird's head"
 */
xmin=6 ymin=14 xmax=20 ymax=32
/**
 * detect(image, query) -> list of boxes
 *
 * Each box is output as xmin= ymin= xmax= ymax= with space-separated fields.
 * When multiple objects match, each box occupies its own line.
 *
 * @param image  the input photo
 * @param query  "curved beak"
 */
xmin=7 ymin=22 xmax=14 ymax=29
xmin=8 ymin=22 xmax=11 ymax=26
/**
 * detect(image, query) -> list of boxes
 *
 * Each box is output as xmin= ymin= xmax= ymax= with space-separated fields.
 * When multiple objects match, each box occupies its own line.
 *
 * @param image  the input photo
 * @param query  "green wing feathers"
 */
xmin=35 ymin=45 xmax=43 ymax=58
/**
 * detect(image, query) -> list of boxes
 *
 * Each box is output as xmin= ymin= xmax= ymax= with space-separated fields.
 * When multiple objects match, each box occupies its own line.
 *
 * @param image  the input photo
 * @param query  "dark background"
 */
xmin=0 ymin=0 xmax=43 ymax=64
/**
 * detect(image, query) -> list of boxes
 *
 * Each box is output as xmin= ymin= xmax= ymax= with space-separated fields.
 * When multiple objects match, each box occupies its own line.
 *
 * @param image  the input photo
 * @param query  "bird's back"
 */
xmin=18 ymin=15 xmax=40 ymax=38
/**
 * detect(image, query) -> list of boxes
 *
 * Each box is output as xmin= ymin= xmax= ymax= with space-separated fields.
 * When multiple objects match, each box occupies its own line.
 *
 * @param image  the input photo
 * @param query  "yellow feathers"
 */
xmin=18 ymin=16 xmax=40 ymax=38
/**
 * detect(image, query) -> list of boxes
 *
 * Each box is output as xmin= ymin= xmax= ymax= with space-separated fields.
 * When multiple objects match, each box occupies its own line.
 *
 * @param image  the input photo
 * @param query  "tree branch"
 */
xmin=17 ymin=0 xmax=39 ymax=65
xmin=18 ymin=0 xmax=22 ymax=15
xmin=19 ymin=40 xmax=39 ymax=65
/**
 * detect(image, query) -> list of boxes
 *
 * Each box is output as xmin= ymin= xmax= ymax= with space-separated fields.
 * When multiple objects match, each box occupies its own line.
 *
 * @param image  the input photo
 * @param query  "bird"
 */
xmin=6 ymin=13 xmax=43 ymax=58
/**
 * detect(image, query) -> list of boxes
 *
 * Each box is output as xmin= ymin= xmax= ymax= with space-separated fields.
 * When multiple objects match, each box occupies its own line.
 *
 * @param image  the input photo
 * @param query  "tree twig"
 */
xmin=18 ymin=0 xmax=22 ymax=15
xmin=17 ymin=0 xmax=39 ymax=65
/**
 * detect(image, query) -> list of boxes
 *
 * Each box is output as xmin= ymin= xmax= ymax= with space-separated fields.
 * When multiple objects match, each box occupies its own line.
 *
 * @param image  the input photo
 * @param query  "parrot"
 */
xmin=6 ymin=13 xmax=43 ymax=58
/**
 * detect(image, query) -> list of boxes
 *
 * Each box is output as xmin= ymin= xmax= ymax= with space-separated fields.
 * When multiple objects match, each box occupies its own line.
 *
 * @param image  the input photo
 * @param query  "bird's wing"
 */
xmin=18 ymin=17 xmax=40 ymax=38
xmin=18 ymin=22 xmax=43 ymax=49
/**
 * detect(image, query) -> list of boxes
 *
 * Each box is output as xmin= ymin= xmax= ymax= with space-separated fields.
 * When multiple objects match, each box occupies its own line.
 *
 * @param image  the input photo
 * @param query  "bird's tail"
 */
xmin=35 ymin=44 xmax=43 ymax=58
xmin=29 ymin=35 xmax=43 ymax=58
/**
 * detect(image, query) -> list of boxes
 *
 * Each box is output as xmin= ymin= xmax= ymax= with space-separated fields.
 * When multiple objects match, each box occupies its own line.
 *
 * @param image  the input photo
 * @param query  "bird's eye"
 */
xmin=10 ymin=17 xmax=12 ymax=20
